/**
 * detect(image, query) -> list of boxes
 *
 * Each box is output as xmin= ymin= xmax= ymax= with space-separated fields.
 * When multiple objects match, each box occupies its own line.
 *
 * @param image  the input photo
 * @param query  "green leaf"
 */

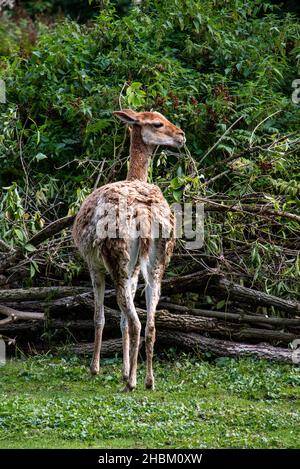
xmin=14 ymin=229 xmax=25 ymax=241
xmin=170 ymin=177 xmax=184 ymax=190
xmin=24 ymin=244 xmax=36 ymax=252
xmin=216 ymin=300 xmax=225 ymax=310
xmin=35 ymin=153 xmax=47 ymax=161
xmin=30 ymin=263 xmax=36 ymax=278
xmin=173 ymin=190 xmax=181 ymax=202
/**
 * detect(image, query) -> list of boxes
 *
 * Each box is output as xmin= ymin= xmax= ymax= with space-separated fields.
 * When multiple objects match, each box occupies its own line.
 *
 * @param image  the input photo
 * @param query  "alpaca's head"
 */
xmin=113 ymin=109 xmax=185 ymax=148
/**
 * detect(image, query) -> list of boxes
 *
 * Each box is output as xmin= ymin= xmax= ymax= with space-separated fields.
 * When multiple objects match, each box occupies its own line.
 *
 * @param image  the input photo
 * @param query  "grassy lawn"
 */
xmin=0 ymin=353 xmax=299 ymax=449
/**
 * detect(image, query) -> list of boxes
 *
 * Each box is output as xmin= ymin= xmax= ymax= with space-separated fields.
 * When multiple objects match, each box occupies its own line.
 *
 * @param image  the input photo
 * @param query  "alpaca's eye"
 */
xmin=153 ymin=122 xmax=164 ymax=128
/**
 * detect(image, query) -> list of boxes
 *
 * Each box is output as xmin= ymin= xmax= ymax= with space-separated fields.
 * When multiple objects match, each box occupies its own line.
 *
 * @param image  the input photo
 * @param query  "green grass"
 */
xmin=0 ymin=353 xmax=299 ymax=448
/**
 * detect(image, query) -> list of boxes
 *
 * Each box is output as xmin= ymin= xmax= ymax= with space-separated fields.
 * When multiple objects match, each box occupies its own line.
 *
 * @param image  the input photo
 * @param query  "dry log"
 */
xmin=57 ymin=332 xmax=295 ymax=363
xmin=50 ymin=321 xmax=296 ymax=365
xmin=0 ymin=286 xmax=89 ymax=302
xmin=162 ymin=272 xmax=300 ymax=317
xmin=2 ymin=298 xmax=84 ymax=313
xmin=227 ymin=328 xmax=297 ymax=343
xmin=0 ymin=306 xmax=119 ymax=334
xmin=216 ymin=278 xmax=300 ymax=315
xmin=161 ymin=270 xmax=300 ymax=315
xmin=2 ymin=269 xmax=297 ymax=324
xmin=159 ymin=302 xmax=300 ymax=328
xmin=0 ymin=319 xmax=95 ymax=335
xmin=4 ymin=275 xmax=298 ymax=321
xmin=161 ymin=270 xmax=217 ymax=294
xmin=3 ymin=293 xmax=95 ymax=314
xmin=157 ymin=331 xmax=294 ymax=363
xmin=0 ymin=320 xmax=42 ymax=333
xmin=63 ymin=338 xmax=123 ymax=356
xmin=61 ymin=337 xmax=144 ymax=356
xmin=151 ymin=309 xmax=297 ymax=344
xmin=0 ymin=304 xmax=44 ymax=325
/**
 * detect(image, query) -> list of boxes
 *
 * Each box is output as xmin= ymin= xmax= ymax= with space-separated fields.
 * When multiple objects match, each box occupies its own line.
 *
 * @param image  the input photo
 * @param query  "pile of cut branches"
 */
xmin=0 ymin=232 xmax=299 ymax=363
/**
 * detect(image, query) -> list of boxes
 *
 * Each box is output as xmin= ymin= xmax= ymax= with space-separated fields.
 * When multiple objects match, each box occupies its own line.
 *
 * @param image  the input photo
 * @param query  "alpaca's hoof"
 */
xmin=90 ymin=365 xmax=99 ymax=375
xmin=145 ymin=378 xmax=155 ymax=390
xmin=123 ymin=382 xmax=135 ymax=392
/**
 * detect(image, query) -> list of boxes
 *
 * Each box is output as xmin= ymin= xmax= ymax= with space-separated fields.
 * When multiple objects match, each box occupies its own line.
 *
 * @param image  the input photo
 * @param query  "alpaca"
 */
xmin=73 ymin=109 xmax=185 ymax=391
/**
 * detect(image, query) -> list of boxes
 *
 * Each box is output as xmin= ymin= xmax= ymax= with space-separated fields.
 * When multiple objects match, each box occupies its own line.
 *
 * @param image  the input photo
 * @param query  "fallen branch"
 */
xmin=202 ymin=132 xmax=299 ymax=173
xmin=61 ymin=337 xmax=144 ymax=357
xmin=0 ymin=239 xmax=13 ymax=253
xmin=216 ymin=278 xmax=300 ymax=315
xmin=159 ymin=302 xmax=300 ymax=328
xmin=196 ymin=197 xmax=300 ymax=224
xmin=28 ymin=215 xmax=75 ymax=247
xmin=0 ymin=286 xmax=89 ymax=302
xmin=157 ymin=331 xmax=294 ymax=363
xmin=0 ymin=334 xmax=16 ymax=346
xmin=161 ymin=270 xmax=218 ymax=295
xmin=0 ymin=215 xmax=75 ymax=273
xmin=0 ymin=304 xmax=44 ymax=325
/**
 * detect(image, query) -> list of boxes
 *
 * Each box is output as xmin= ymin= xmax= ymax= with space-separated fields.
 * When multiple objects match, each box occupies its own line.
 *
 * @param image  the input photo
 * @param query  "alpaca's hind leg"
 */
xmin=116 ymin=280 xmax=141 ymax=391
xmin=130 ymin=264 xmax=140 ymax=300
xmin=120 ymin=265 xmax=140 ymax=382
xmin=142 ymin=242 xmax=166 ymax=390
xmin=144 ymin=276 xmax=161 ymax=389
xmin=89 ymin=267 xmax=105 ymax=375
xmin=120 ymin=312 xmax=129 ymax=381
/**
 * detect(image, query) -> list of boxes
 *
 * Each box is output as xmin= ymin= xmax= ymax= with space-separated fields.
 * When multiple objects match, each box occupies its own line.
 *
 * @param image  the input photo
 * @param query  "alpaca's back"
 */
xmin=73 ymin=180 xmax=175 ymax=276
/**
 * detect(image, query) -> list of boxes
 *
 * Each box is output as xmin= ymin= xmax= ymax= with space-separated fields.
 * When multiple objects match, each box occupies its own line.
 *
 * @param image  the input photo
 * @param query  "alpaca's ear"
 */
xmin=113 ymin=109 xmax=139 ymax=124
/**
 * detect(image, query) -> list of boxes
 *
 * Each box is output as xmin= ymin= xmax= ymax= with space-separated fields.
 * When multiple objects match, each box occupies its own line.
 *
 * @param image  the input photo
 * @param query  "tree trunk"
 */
xmin=0 ymin=304 xmax=44 ymax=325
xmin=216 ymin=278 xmax=300 ymax=315
xmin=60 ymin=337 xmax=144 ymax=357
xmin=157 ymin=331 xmax=294 ymax=363
xmin=0 ymin=286 xmax=89 ymax=302
xmin=158 ymin=302 xmax=300 ymax=328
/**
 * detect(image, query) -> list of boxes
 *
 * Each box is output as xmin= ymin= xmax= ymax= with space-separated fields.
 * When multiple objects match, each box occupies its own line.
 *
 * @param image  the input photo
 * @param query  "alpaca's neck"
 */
xmin=126 ymin=126 xmax=154 ymax=182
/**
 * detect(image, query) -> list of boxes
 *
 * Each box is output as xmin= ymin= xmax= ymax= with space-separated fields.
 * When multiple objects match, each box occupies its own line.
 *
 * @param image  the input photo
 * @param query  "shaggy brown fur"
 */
xmin=73 ymin=109 xmax=185 ymax=391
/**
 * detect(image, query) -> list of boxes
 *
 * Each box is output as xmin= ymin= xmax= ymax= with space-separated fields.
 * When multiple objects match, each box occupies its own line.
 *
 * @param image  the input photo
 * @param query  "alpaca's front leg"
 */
xmin=90 ymin=305 xmax=105 ymax=375
xmin=145 ymin=311 xmax=156 ymax=389
xmin=126 ymin=314 xmax=141 ymax=391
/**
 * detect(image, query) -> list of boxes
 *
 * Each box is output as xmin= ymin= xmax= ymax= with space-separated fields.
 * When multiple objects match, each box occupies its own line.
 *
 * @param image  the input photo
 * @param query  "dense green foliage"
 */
xmin=0 ymin=354 xmax=299 ymax=448
xmin=0 ymin=0 xmax=299 ymax=297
